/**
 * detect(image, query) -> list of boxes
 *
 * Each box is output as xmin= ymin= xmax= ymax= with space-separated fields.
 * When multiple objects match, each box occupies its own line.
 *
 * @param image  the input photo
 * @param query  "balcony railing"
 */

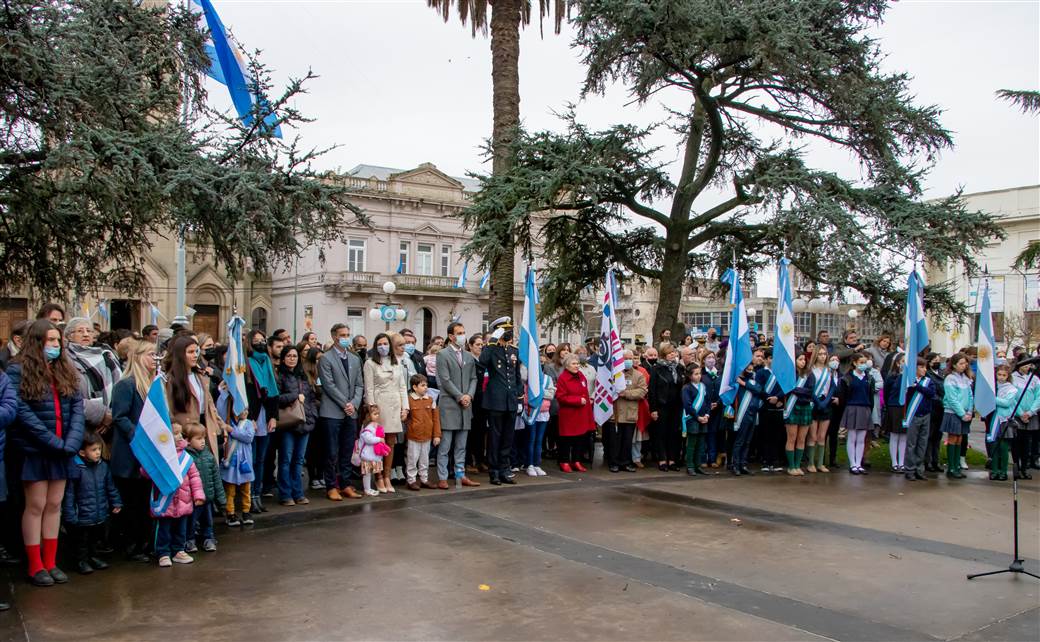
xmin=393 ymin=274 xmax=459 ymax=291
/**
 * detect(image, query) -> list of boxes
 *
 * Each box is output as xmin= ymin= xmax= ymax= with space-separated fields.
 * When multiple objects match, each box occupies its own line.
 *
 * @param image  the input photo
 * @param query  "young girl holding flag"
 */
xmin=988 ymin=364 xmax=1019 ymax=481
xmin=783 ymin=353 xmax=814 ymax=476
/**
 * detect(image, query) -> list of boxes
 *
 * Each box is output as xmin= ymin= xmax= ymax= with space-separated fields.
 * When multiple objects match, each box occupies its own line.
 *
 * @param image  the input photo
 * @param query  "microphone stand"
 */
xmin=966 ymin=365 xmax=1039 ymax=581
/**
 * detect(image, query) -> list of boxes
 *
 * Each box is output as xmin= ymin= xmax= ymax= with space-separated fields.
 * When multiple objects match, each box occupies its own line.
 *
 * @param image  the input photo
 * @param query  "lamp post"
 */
xmin=369 ymin=281 xmax=406 ymax=332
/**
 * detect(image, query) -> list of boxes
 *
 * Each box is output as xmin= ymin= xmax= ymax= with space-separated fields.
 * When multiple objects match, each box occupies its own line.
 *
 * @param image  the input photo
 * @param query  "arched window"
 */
xmin=251 ymin=307 xmax=268 ymax=333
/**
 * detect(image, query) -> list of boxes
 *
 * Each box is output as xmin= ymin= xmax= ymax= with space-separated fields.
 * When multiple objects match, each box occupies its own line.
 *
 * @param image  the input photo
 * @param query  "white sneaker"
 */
xmin=309 ymin=479 xmax=323 ymax=490
xmin=535 ymin=467 xmax=548 ymax=477
xmin=511 ymin=466 xmax=520 ymax=473
xmin=364 ymin=489 xmax=379 ymax=497
xmin=526 ymin=466 xmax=538 ymax=477
xmin=173 ymin=551 xmax=194 ymax=564
xmin=960 ymin=457 xmax=969 ymax=470
xmin=158 ymin=556 xmax=172 ymax=568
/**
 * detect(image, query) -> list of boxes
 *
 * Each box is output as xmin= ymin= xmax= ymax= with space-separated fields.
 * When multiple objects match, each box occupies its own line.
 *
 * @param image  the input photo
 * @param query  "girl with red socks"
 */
xmin=6 ymin=320 xmax=85 ymax=586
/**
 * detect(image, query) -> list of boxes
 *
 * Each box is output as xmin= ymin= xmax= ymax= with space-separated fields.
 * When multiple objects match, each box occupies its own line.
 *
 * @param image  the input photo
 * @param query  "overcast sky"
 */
xmin=207 ymin=0 xmax=1039 ymax=201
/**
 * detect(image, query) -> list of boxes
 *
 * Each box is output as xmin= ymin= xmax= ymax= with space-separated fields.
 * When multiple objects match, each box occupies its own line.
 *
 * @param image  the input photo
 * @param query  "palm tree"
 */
xmin=427 ymin=0 xmax=569 ymax=321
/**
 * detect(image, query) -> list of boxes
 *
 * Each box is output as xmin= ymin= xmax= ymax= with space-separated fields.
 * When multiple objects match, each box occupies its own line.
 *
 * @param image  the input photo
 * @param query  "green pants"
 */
xmin=685 ymin=433 xmax=703 ymax=470
xmin=991 ymin=439 xmax=1010 ymax=475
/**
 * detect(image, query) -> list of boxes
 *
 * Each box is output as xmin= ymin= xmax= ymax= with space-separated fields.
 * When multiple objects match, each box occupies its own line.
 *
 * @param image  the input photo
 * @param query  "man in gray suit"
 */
xmin=435 ymin=321 xmax=480 ymax=489
xmin=318 ymin=323 xmax=365 ymax=500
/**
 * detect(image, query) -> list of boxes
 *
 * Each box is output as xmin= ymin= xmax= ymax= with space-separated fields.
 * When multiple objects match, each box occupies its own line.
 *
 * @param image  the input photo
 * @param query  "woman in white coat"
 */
xmin=363 ymin=332 xmax=408 ymax=493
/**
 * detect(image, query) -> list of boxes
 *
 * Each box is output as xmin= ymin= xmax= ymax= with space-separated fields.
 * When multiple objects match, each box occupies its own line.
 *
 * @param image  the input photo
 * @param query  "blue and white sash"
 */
xmin=813 ymin=368 xmax=831 ymax=400
xmin=784 ymin=376 xmax=808 ymax=420
xmin=734 ymin=389 xmax=753 ymax=429
xmin=986 ymin=413 xmax=1005 ymax=443
xmin=764 ymin=371 xmax=777 ymax=397
xmin=692 ymin=383 xmax=706 ymax=416
xmin=902 ymin=377 xmax=928 ymax=429
xmin=150 ymin=452 xmax=193 ymax=516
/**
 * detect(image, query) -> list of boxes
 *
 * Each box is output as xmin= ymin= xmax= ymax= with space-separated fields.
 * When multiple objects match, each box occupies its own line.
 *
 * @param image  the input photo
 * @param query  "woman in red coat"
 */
xmin=556 ymin=355 xmax=594 ymax=473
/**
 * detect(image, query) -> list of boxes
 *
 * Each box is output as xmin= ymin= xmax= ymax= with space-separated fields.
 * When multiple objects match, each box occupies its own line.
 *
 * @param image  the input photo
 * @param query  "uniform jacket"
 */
xmin=63 ymin=457 xmax=121 ymax=526
xmin=556 ymin=369 xmax=594 ymax=437
xmin=478 ymin=344 xmax=522 ymax=413
xmin=317 ymin=348 xmax=365 ymax=420
xmin=436 ymin=344 xmax=477 ymax=431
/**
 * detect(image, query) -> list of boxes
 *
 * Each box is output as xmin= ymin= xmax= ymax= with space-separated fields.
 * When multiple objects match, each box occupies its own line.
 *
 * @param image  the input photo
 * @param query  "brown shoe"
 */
xmin=460 ymin=477 xmax=481 ymax=487
xmin=406 ymin=481 xmax=421 ymax=491
xmin=420 ymin=481 xmax=436 ymax=489
xmin=326 ymin=488 xmax=343 ymax=502
xmin=341 ymin=487 xmax=362 ymax=499
xmin=296 ymin=497 xmax=310 ymax=505
xmin=437 ymin=480 xmax=449 ymax=490
xmin=465 ymin=465 xmax=479 ymax=474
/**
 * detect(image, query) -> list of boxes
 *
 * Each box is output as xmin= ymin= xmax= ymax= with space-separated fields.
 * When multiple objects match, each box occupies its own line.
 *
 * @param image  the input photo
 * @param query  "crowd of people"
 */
xmin=0 ymin=305 xmax=1037 ymax=605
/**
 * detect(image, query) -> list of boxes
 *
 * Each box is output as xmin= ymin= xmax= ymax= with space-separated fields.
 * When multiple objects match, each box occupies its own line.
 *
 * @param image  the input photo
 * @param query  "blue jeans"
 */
xmin=322 ymin=416 xmax=357 ymax=490
xmin=278 ymin=430 xmax=310 ymax=501
xmin=189 ymin=501 xmax=214 ymax=542
xmin=252 ymin=434 xmax=270 ymax=502
xmin=155 ymin=515 xmax=188 ymax=558
xmin=528 ymin=421 xmax=548 ymax=467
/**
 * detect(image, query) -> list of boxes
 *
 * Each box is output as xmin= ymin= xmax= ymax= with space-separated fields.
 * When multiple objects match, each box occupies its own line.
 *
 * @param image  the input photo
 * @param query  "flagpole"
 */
xmin=172 ymin=0 xmax=192 ymax=328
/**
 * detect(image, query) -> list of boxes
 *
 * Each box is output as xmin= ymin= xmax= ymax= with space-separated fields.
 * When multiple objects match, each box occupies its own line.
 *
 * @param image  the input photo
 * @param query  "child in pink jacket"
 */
xmin=143 ymin=423 xmax=205 ymax=567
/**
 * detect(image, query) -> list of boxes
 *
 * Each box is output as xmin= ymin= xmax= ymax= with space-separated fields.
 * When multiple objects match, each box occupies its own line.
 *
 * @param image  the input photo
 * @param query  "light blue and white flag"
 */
xmin=899 ymin=270 xmax=930 ymax=405
xmin=518 ymin=266 xmax=543 ymax=424
xmin=773 ymin=258 xmax=797 ymax=393
xmin=130 ymin=375 xmax=187 ymax=506
xmin=149 ymin=303 xmax=160 ymax=326
xmin=974 ymin=279 xmax=996 ymax=417
xmin=191 ymin=0 xmax=282 ymax=137
xmin=455 ymin=260 xmax=469 ymax=289
xmin=719 ymin=268 xmax=753 ymax=407
xmin=224 ymin=315 xmax=248 ymax=417
xmin=593 ymin=268 xmax=627 ymax=425
xmin=98 ymin=300 xmax=110 ymax=325
xmin=479 ymin=270 xmax=490 ymax=290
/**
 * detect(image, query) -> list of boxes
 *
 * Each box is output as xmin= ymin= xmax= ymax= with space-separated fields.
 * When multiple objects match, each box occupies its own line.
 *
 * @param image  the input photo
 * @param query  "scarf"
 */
xmin=249 ymin=352 xmax=279 ymax=397
xmin=5 ymin=340 xmax=18 ymax=359
xmin=67 ymin=343 xmax=122 ymax=405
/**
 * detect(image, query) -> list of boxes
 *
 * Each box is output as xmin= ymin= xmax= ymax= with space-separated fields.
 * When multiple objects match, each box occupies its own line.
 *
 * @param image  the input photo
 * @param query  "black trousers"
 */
xmin=651 ymin=407 xmax=681 ymax=463
xmin=1014 ymin=431 xmax=1035 ymax=471
xmin=114 ymin=477 xmax=152 ymax=556
xmin=467 ymin=406 xmax=488 ymax=467
xmin=926 ymin=407 xmax=944 ymax=468
xmin=487 ymin=410 xmax=516 ymax=480
xmin=558 ymin=434 xmax=585 ymax=464
xmin=69 ymin=523 xmax=105 ymax=564
xmin=605 ymin=422 xmax=635 ymax=468
xmin=759 ymin=410 xmax=786 ymax=467
xmin=829 ymin=402 xmax=844 ymax=466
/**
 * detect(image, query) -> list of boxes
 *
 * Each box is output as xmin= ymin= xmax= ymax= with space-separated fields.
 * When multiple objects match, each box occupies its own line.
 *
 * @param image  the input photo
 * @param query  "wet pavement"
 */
xmin=1 ymin=465 xmax=1037 ymax=641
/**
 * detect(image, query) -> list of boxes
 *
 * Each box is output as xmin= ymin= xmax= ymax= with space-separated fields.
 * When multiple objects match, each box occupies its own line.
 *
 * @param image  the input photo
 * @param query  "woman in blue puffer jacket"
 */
xmin=6 ymin=320 xmax=85 ymax=587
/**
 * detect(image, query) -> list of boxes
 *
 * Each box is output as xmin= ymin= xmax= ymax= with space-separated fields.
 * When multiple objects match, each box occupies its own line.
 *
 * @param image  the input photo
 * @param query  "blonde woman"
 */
xmin=363 ymin=332 xmax=408 ymax=493
xmin=806 ymin=346 xmax=839 ymax=473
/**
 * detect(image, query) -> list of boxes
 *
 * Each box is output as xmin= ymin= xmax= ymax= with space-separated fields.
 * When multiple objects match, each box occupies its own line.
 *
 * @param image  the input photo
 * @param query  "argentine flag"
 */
xmin=130 ymin=375 xmax=189 ymax=500
xmin=899 ymin=270 xmax=929 ymax=405
xmin=479 ymin=271 xmax=490 ymax=290
xmin=772 ymin=258 xmax=797 ymax=393
xmin=191 ymin=0 xmax=282 ymax=137
xmin=224 ymin=316 xmax=249 ymax=417
xmin=518 ymin=266 xmax=543 ymax=424
xmin=719 ymin=268 xmax=753 ymax=406
xmin=974 ymin=280 xmax=997 ymax=417
xmin=455 ymin=260 xmax=469 ymax=289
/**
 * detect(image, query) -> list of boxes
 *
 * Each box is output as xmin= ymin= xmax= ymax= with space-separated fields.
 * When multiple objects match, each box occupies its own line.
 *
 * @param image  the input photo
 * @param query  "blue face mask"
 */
xmin=404 ymin=344 xmax=415 ymax=355
xmin=44 ymin=346 xmax=62 ymax=361
xmin=623 ymin=360 xmax=633 ymax=370
xmin=377 ymin=345 xmax=390 ymax=357
xmin=338 ymin=338 xmax=350 ymax=350
xmin=856 ymin=363 xmax=870 ymax=372
xmin=828 ymin=361 xmax=839 ymax=370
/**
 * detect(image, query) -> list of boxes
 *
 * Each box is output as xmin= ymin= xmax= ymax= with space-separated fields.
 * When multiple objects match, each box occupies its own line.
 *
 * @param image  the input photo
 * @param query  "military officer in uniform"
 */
xmin=479 ymin=316 xmax=522 ymax=485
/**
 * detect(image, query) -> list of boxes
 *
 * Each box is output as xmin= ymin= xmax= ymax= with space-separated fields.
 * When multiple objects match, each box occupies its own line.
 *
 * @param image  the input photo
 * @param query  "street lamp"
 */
xmin=371 ymin=281 xmax=406 ymax=331
xmin=746 ymin=306 xmax=758 ymax=333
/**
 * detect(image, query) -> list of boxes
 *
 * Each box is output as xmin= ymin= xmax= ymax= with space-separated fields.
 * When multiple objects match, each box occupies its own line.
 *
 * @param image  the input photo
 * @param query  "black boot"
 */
xmin=76 ymin=560 xmax=94 ymax=575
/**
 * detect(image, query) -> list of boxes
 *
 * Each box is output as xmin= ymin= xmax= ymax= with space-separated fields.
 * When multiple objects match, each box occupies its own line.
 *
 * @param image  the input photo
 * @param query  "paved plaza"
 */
xmin=2 ymin=467 xmax=1037 ymax=642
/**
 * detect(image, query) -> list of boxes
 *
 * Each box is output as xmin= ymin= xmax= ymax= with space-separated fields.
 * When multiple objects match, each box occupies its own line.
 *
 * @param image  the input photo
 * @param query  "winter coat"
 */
xmin=614 ymin=368 xmax=647 ymax=425
xmin=143 ymin=440 xmax=203 ymax=519
xmin=648 ymin=361 xmax=682 ymax=414
xmin=556 ymin=369 xmax=594 ymax=437
xmin=363 ymin=357 xmax=408 ymax=434
xmin=63 ymin=457 xmax=121 ymax=526
xmin=406 ymin=394 xmax=442 ymax=443
xmin=359 ymin=423 xmax=385 ymax=462
xmin=5 ymin=363 xmax=85 ymax=457
xmin=187 ymin=445 xmax=227 ymax=506
xmin=109 ymin=376 xmax=146 ymax=479
xmin=0 ymin=370 xmax=17 ymax=501
xmin=217 ymin=390 xmax=255 ymax=486
xmin=165 ymin=372 xmax=224 ymax=458
xmin=277 ymin=370 xmax=318 ymax=434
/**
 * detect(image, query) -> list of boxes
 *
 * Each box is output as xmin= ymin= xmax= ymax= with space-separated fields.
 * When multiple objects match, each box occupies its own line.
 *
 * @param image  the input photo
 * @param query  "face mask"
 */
xmin=377 ymin=345 xmax=390 ymax=357
xmin=646 ymin=358 xmax=657 ymax=366
xmin=856 ymin=363 xmax=869 ymax=372
xmin=44 ymin=346 xmax=61 ymax=361
xmin=454 ymin=334 xmax=466 ymax=347
xmin=404 ymin=344 xmax=415 ymax=355
xmin=995 ymin=357 xmax=1007 ymax=366
xmin=357 ymin=347 xmax=367 ymax=356
xmin=578 ymin=355 xmax=588 ymax=365
xmin=623 ymin=359 xmax=633 ymax=370
xmin=338 ymin=338 xmax=350 ymax=350
xmin=828 ymin=361 xmax=839 ymax=370
xmin=203 ymin=348 xmax=217 ymax=361
xmin=704 ymin=358 xmax=716 ymax=369
xmin=252 ymin=341 xmax=267 ymax=353
xmin=546 ymin=351 xmax=556 ymax=360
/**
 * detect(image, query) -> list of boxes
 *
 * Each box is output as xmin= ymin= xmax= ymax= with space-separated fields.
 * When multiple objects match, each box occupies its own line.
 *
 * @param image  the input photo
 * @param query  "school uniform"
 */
xmin=728 ymin=370 xmax=763 ymax=474
xmin=682 ymin=381 xmax=713 ymax=473
xmin=839 ymin=369 xmax=875 ymax=471
xmin=754 ymin=366 xmax=785 ymax=470
xmin=941 ymin=372 xmax=973 ymax=477
xmin=902 ymin=375 xmax=935 ymax=477
xmin=988 ymin=381 xmax=1021 ymax=480
xmin=702 ymin=368 xmax=724 ymax=464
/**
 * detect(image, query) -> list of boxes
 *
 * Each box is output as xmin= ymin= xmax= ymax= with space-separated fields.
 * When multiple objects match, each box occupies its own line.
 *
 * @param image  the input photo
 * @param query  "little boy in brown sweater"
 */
xmin=406 ymin=374 xmax=441 ymax=490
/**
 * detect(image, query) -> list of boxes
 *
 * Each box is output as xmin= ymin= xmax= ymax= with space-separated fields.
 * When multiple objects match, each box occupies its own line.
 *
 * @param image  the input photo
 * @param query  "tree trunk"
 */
xmin=487 ymin=0 xmax=520 ymax=323
xmin=652 ymin=226 xmax=687 ymax=345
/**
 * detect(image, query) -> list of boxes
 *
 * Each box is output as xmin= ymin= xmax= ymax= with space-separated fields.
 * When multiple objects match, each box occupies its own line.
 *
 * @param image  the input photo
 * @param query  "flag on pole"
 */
xmin=773 ymin=258 xmax=797 ymax=393
xmin=98 ymin=300 xmax=110 ymax=325
xmin=719 ymin=268 xmax=753 ymax=406
xmin=130 ymin=374 xmax=192 ymax=512
xmin=149 ymin=303 xmax=160 ymax=326
xmin=191 ymin=0 xmax=282 ymax=137
xmin=479 ymin=271 xmax=490 ymax=290
xmin=224 ymin=316 xmax=249 ymax=417
xmin=974 ymin=279 xmax=996 ymax=417
xmin=518 ymin=266 xmax=543 ymax=424
xmin=455 ymin=260 xmax=469 ymax=289
xmin=396 ymin=256 xmax=405 ymax=275
xmin=899 ymin=270 xmax=930 ymax=405
xmin=593 ymin=269 xmax=626 ymax=425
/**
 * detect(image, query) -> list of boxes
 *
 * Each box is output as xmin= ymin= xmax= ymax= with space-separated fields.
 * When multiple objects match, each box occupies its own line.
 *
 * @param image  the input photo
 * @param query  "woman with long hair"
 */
xmin=163 ymin=335 xmax=223 ymax=460
xmin=242 ymin=329 xmax=279 ymax=512
xmin=363 ymin=333 xmax=408 ymax=493
xmin=109 ymin=340 xmax=158 ymax=561
xmin=940 ymin=353 xmax=973 ymax=479
xmin=7 ymin=320 xmax=85 ymax=586
xmin=882 ymin=352 xmax=908 ymax=471
xmin=783 ymin=352 xmax=814 ymax=476
xmin=276 ymin=345 xmax=317 ymax=505
xmin=806 ymin=347 xmax=838 ymax=473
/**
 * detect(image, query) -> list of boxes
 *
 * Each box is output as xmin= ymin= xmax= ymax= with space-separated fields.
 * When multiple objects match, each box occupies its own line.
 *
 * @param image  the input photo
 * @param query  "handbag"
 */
xmin=277 ymin=400 xmax=306 ymax=430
